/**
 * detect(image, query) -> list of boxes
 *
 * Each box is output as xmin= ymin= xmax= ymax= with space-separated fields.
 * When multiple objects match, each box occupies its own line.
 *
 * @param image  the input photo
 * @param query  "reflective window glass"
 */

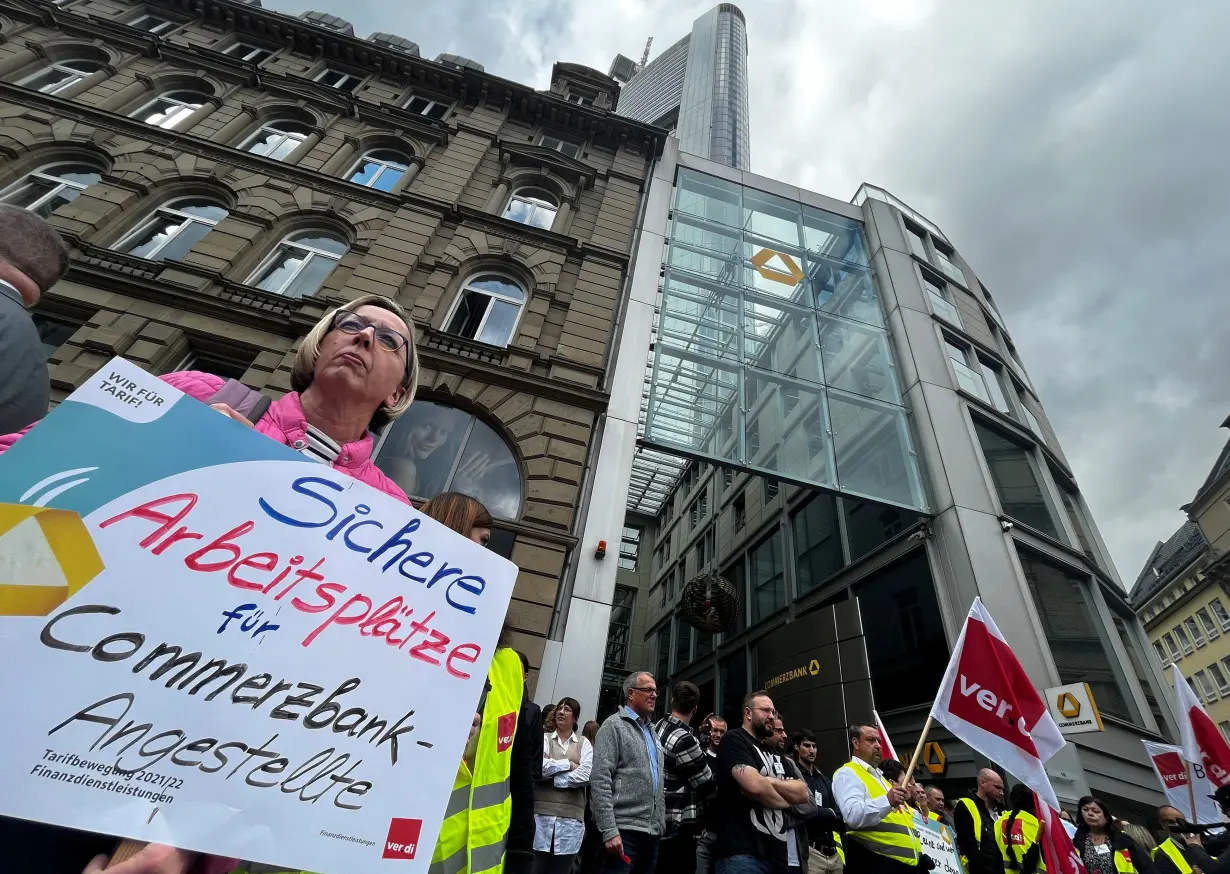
xmin=749 ymin=530 xmax=786 ymax=624
xmin=844 ymin=496 xmax=921 ymax=561
xmin=348 ymin=149 xmax=410 ymax=191
xmin=444 ymin=274 xmax=525 ymax=348
xmin=404 ymin=95 xmax=449 ymax=119
xmin=21 ymin=59 xmax=104 ymax=95
xmin=819 ymin=316 xmax=899 ymax=404
xmin=136 ymin=90 xmax=205 ymax=130
xmin=30 ymin=313 xmax=79 ymax=359
xmin=502 ymin=187 xmax=558 ymax=229
xmin=118 ymin=198 xmax=228 ymax=262
xmin=905 ymin=224 xmax=930 ymax=260
xmin=376 ymin=399 xmax=523 ymax=519
xmin=923 ymin=273 xmax=961 ymax=327
xmin=249 ymin=230 xmax=347 ymax=298
xmin=803 ymin=206 xmax=867 ymax=267
xmin=243 ymin=121 xmax=311 ymax=161
xmin=828 ymin=393 xmax=921 ymax=508
xmin=1 ymin=163 xmax=101 ymax=218
xmin=973 ymin=421 xmax=1059 ymax=538
xmin=980 ymin=358 xmax=1014 ymax=416
xmin=793 ymin=492 xmax=842 ymax=592
xmin=742 ymin=188 xmax=801 ymax=248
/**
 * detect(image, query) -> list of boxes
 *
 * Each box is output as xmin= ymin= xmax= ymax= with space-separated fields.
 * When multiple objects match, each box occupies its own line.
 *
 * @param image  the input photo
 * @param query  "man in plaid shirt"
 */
xmin=653 ymin=680 xmax=714 ymax=874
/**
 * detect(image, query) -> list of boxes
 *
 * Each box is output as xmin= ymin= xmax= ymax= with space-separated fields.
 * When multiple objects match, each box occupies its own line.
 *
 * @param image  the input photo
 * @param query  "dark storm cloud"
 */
xmin=264 ymin=0 xmax=1230 ymax=584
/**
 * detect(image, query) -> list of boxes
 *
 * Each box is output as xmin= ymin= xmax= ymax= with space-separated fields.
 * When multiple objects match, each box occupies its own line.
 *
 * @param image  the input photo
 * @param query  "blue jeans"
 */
xmin=600 ymin=830 xmax=660 ymax=874
xmin=717 ymin=855 xmax=790 ymax=874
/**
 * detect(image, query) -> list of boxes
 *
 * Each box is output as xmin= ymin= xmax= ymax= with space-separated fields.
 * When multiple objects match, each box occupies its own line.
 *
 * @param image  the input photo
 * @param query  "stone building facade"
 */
xmin=0 ymin=0 xmax=665 ymax=690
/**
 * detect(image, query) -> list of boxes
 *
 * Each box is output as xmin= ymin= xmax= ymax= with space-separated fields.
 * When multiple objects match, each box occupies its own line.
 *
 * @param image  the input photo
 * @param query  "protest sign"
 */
xmin=911 ymin=810 xmax=962 ymax=874
xmin=0 ymin=358 xmax=517 ymax=873
xmin=1144 ymin=741 xmax=1221 ymax=824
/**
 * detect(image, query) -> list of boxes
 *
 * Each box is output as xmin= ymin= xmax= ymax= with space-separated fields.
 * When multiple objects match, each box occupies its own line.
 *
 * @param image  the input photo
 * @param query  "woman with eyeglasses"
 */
xmin=0 ymin=294 xmax=420 ymax=509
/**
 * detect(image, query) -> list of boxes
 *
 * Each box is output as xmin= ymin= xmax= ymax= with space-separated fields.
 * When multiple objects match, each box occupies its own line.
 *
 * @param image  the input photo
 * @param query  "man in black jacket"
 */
xmin=792 ymin=729 xmax=845 ymax=873
xmin=505 ymin=651 xmax=542 ymax=874
xmin=953 ymin=769 xmax=1004 ymax=874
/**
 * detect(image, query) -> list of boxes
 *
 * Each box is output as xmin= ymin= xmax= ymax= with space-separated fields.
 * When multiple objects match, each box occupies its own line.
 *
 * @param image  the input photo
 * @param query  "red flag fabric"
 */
xmin=1038 ymin=794 xmax=1086 ymax=874
xmin=930 ymin=598 xmax=1066 ymax=808
xmin=873 ymin=709 xmax=899 ymax=762
xmin=1171 ymin=663 xmax=1230 ymax=786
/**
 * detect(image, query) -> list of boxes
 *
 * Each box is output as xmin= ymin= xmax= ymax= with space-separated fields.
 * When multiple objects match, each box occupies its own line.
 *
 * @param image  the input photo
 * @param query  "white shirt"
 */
xmin=833 ymin=757 xmax=892 ymax=830
xmin=533 ymin=731 xmax=593 ymax=855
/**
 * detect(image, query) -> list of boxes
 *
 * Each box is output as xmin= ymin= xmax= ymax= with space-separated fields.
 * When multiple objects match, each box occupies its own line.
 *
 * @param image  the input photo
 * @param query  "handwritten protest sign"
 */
xmin=0 ymin=358 xmax=517 ymax=873
xmin=911 ymin=810 xmax=963 ymax=874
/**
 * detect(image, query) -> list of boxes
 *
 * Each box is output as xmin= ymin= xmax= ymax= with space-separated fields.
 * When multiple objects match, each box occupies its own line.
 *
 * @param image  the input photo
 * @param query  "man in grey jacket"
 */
xmin=0 ymin=205 xmax=70 ymax=434
xmin=590 ymin=671 xmax=666 ymax=874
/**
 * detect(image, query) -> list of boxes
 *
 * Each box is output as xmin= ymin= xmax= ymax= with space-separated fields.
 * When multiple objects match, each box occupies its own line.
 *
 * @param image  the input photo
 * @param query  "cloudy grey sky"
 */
xmin=273 ymin=0 xmax=1230 ymax=587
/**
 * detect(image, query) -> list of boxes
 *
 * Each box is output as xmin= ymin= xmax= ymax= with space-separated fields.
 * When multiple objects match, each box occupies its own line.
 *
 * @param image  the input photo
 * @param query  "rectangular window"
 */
xmin=128 ymin=13 xmax=174 ymax=33
xmin=1112 ymin=613 xmax=1167 ymax=731
xmin=1195 ymin=670 xmax=1217 ymax=703
xmin=923 ymin=273 xmax=961 ymax=327
xmin=1186 ymin=616 xmax=1207 ymax=648
xmin=905 ymin=223 xmax=930 ymax=261
xmin=726 ymin=559 xmax=747 ymax=632
xmin=973 ymin=422 xmax=1060 ymax=538
xmin=764 ymin=477 xmax=779 ymax=503
xmin=656 ymin=628 xmax=671 ymax=683
xmin=1175 ymin=625 xmax=1195 ymax=655
xmin=1213 ymin=598 xmax=1230 ymax=630
xmin=223 ymin=42 xmax=272 ymax=63
xmin=793 ymin=492 xmax=843 ymax=593
xmin=30 ymin=314 xmax=79 ymax=360
xmin=315 ymin=68 xmax=361 ymax=93
xmin=1059 ymin=486 xmax=1098 ymax=563
xmin=618 ymin=527 xmax=640 ymax=571
xmin=750 ymin=530 xmax=786 ymax=624
xmin=1209 ymin=661 xmax=1230 ymax=695
xmin=404 ymin=95 xmax=450 ymax=120
xmin=539 ymin=135 xmax=582 ymax=159
xmin=690 ymin=501 xmax=699 ymax=529
xmin=1019 ymin=551 xmax=1136 ymax=722
xmin=1221 ymin=721 xmax=1230 ymax=745
xmin=1153 ymin=640 xmax=1169 ymax=666
xmin=698 ymin=491 xmax=708 ymax=521
xmin=979 ymin=358 xmax=1014 ymax=416
xmin=945 ymin=340 xmax=989 ymax=402
xmin=723 ymin=467 xmax=734 ymax=490
xmin=933 ymin=244 xmax=965 ymax=285
xmin=1198 ymin=607 xmax=1221 ymax=640
xmin=1165 ymin=632 xmax=1183 ymax=660
xmin=695 ymin=537 xmax=706 ymax=571
xmin=732 ymin=492 xmax=746 ymax=531
xmin=603 ymin=585 xmax=635 ymax=670
xmin=675 ymin=617 xmax=692 ymax=671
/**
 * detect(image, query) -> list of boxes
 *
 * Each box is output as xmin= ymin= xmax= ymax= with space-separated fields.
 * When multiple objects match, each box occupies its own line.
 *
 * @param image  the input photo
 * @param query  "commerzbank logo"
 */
xmin=764 ymin=657 xmax=821 ymax=690
xmin=1057 ymin=692 xmax=1081 ymax=719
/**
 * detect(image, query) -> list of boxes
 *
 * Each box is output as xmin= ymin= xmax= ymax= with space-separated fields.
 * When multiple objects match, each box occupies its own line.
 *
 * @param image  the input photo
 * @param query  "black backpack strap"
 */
xmin=204 ymin=378 xmax=272 ymax=426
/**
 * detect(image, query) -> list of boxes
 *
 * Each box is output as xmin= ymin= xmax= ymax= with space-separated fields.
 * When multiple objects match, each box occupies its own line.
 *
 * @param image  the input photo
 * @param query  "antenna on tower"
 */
xmin=640 ymin=36 xmax=653 ymax=69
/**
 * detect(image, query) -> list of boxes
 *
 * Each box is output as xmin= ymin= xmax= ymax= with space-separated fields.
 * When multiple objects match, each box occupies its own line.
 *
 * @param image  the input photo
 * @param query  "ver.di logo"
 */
xmin=383 ymin=818 xmax=424 ymax=860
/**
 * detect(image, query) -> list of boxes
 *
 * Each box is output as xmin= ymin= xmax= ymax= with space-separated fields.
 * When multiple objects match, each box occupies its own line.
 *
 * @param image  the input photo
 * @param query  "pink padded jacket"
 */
xmin=0 ymin=370 xmax=411 ymax=505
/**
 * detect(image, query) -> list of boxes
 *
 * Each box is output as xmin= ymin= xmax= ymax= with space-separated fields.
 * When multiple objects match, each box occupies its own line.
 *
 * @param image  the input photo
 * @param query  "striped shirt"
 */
xmin=653 ymin=714 xmax=714 ymax=831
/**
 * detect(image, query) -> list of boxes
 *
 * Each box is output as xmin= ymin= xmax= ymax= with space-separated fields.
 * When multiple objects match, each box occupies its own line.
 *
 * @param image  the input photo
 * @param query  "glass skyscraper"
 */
xmin=614 ymin=4 xmax=750 ymax=170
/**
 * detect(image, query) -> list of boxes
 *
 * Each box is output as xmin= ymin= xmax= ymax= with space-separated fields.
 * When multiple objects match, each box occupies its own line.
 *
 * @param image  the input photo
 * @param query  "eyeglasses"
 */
xmin=332 ymin=311 xmax=411 ymax=353
xmin=632 ymin=687 xmax=658 ymax=695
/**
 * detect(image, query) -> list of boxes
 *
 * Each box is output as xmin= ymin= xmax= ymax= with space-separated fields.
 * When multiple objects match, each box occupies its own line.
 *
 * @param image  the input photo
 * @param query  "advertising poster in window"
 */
xmin=0 ymin=358 xmax=517 ymax=873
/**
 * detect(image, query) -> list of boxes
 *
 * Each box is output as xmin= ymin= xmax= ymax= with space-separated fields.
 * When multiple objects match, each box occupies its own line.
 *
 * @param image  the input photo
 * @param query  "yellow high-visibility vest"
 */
xmin=1115 ymin=847 xmax=1140 ymax=873
xmin=1151 ymin=840 xmax=1193 ymax=874
xmin=929 ymin=810 xmax=942 ymax=822
xmin=955 ymin=797 xmax=987 ymax=868
xmin=429 ymin=647 xmax=523 ymax=874
xmin=994 ymin=810 xmax=1045 ymax=873
xmin=836 ymin=760 xmax=921 ymax=866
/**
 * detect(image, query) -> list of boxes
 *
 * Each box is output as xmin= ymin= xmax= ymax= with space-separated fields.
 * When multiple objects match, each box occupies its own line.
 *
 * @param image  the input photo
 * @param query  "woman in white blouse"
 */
xmin=532 ymin=696 xmax=593 ymax=874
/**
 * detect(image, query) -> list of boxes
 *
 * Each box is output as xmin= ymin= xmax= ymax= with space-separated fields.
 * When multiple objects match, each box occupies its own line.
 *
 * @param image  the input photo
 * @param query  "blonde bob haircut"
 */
xmin=291 ymin=293 xmax=419 ymax=432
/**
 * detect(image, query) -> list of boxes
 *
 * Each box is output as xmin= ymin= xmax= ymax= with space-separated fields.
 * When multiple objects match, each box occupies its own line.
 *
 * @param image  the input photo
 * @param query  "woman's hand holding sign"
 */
xmin=84 ymin=843 xmax=196 ymax=874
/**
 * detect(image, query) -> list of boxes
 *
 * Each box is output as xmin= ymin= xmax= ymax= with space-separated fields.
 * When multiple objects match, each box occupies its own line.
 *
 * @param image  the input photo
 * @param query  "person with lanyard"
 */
xmin=1152 ymin=805 xmax=1215 ymax=874
xmin=833 ymin=723 xmax=928 ymax=873
xmin=954 ymin=769 xmax=1006 ymax=874
xmin=711 ymin=690 xmax=811 ymax=874
xmin=791 ymin=729 xmax=845 ymax=873
xmin=1072 ymin=796 xmax=1155 ymax=874
xmin=993 ymin=784 xmax=1043 ymax=874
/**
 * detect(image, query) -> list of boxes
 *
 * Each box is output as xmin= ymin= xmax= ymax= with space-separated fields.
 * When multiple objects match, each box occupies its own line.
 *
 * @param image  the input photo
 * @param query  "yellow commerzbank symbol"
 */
xmin=0 ymin=504 xmax=105 ymax=615
xmin=1057 ymin=691 xmax=1082 ymax=719
xmin=808 ymin=658 xmax=820 ymax=676
xmin=751 ymin=248 xmax=805 ymax=286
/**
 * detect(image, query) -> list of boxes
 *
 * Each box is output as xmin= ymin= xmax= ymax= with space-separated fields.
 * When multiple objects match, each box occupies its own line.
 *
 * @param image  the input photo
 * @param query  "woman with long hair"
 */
xmin=995 ymin=784 xmax=1042 ymax=874
xmin=1072 ymin=796 xmax=1157 ymax=874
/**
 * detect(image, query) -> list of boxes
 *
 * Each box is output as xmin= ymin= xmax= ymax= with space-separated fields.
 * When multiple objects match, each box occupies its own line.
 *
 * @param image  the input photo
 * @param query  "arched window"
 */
xmin=19 ymin=58 xmax=105 ymax=95
xmin=249 ymin=230 xmax=348 ymax=298
xmin=502 ymin=186 xmax=558 ymax=229
xmin=444 ymin=273 xmax=525 ymax=348
xmin=134 ymin=89 xmax=207 ymax=130
xmin=115 ymin=197 xmax=229 ymax=262
xmin=0 ymin=162 xmax=101 ymax=217
xmin=348 ymin=149 xmax=411 ymax=192
xmin=242 ymin=121 xmax=313 ymax=161
xmin=376 ymin=400 xmax=523 ymax=519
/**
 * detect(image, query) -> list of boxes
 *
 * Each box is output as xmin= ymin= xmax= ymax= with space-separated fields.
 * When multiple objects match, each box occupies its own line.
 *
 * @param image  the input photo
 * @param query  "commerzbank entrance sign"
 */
xmin=642 ymin=167 xmax=927 ymax=514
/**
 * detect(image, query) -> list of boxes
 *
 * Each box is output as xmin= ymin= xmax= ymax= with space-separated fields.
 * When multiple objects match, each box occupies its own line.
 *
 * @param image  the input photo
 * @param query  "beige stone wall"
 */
xmin=0 ymin=0 xmax=662 ymax=681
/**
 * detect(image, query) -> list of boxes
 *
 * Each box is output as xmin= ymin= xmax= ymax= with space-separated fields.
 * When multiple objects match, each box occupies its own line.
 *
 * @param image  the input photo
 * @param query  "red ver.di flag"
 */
xmin=929 ymin=598 xmax=1065 ymax=807
xmin=1171 ymin=663 xmax=1230 ymax=787
xmin=873 ymin=709 xmax=898 ymax=763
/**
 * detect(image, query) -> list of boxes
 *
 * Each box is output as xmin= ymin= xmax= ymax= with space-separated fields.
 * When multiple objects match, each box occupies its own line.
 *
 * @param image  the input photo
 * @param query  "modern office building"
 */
xmin=0 ymin=0 xmax=667 ymax=690
xmin=537 ymin=141 xmax=1170 ymax=816
xmin=611 ymin=3 xmax=750 ymax=170
xmin=1133 ymin=420 xmax=1230 ymax=735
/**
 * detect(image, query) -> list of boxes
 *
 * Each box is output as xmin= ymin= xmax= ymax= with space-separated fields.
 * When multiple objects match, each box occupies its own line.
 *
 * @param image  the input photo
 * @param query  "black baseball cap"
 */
xmin=1209 ymin=785 xmax=1230 ymax=806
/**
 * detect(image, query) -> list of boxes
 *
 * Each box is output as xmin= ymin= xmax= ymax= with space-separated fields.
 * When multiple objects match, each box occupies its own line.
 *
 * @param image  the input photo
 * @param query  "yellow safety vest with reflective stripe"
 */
xmin=955 ymin=797 xmax=988 ymax=869
xmin=1115 ymin=847 xmax=1140 ymax=873
xmin=929 ymin=810 xmax=942 ymax=823
xmin=837 ymin=760 xmax=921 ymax=866
xmin=994 ymin=810 xmax=1045 ymax=873
xmin=430 ymin=647 xmax=523 ymax=874
xmin=1152 ymin=840 xmax=1193 ymax=874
